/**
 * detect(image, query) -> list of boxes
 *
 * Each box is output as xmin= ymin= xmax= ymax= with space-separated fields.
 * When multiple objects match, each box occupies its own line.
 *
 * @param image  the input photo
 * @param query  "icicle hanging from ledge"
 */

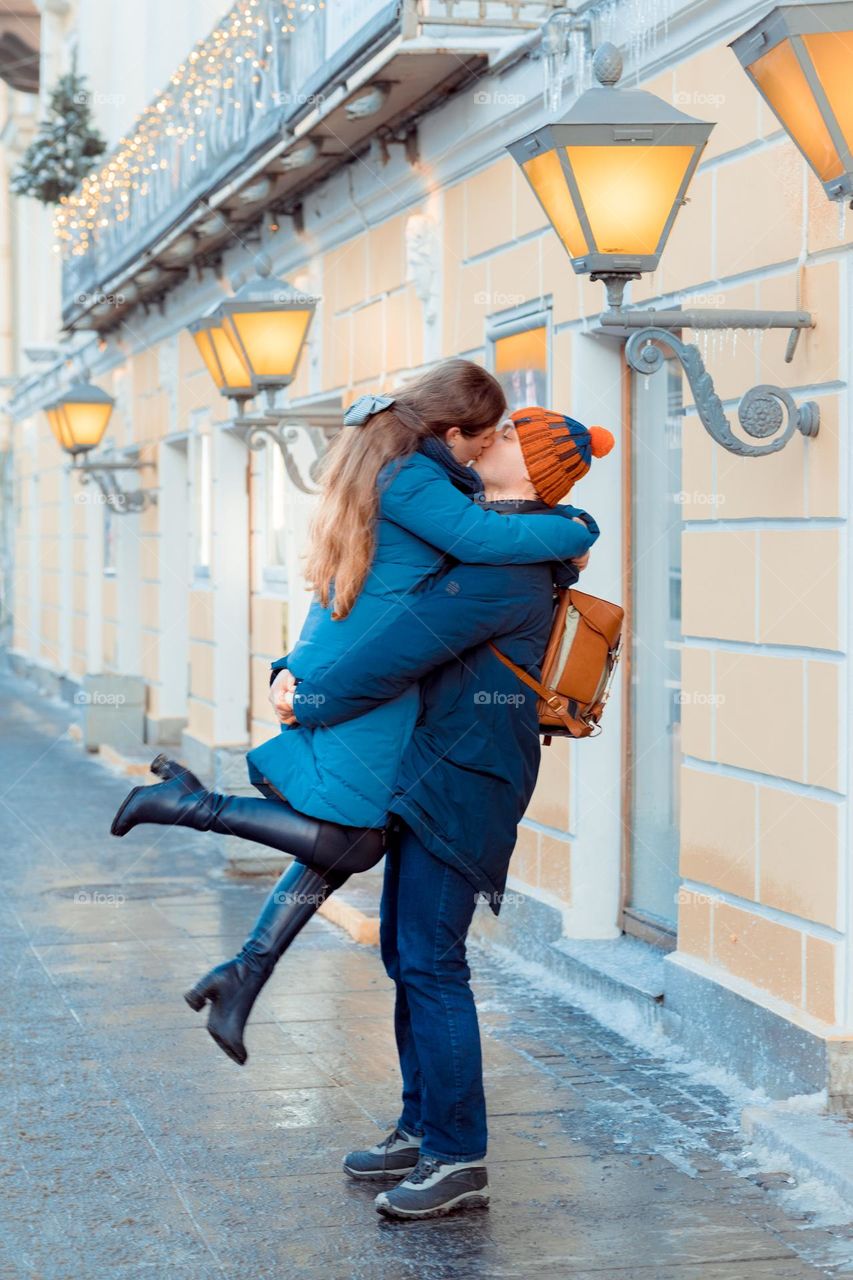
xmin=595 ymin=0 xmax=677 ymax=77
xmin=542 ymin=13 xmax=589 ymax=114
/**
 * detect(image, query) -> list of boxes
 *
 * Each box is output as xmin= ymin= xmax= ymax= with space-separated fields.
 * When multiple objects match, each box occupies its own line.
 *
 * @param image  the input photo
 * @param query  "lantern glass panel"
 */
xmin=58 ymin=400 xmax=112 ymax=450
xmin=748 ymin=38 xmax=843 ymax=181
xmin=210 ymin=322 xmax=253 ymax=391
xmin=192 ymin=327 xmax=226 ymax=390
xmin=522 ymin=150 xmax=589 ymax=256
xmin=802 ymin=30 xmax=853 ymax=163
xmin=225 ymin=307 xmax=313 ymax=381
xmin=565 ymin=143 xmax=696 ymax=254
xmin=192 ymin=322 xmax=253 ymax=393
xmin=46 ymin=405 xmax=72 ymax=450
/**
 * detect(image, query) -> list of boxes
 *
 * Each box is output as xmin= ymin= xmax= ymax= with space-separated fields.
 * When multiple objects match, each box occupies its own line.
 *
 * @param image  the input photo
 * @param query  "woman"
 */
xmin=110 ymin=359 xmax=596 ymax=1065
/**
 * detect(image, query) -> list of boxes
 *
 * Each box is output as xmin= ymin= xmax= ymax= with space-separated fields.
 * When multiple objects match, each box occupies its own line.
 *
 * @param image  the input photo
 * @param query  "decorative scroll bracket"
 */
xmin=624 ymin=328 xmax=819 ymax=458
xmin=596 ymin=294 xmax=821 ymax=457
xmin=71 ymin=454 xmax=157 ymax=513
xmin=229 ymin=401 xmax=342 ymax=493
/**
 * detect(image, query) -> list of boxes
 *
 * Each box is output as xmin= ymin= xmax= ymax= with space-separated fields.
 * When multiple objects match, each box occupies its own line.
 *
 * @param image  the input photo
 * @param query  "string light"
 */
xmin=54 ymin=0 xmax=323 ymax=259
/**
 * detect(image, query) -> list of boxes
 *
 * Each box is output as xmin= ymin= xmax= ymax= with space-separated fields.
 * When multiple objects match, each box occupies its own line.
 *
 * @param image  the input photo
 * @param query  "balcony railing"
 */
xmin=58 ymin=0 xmax=560 ymax=330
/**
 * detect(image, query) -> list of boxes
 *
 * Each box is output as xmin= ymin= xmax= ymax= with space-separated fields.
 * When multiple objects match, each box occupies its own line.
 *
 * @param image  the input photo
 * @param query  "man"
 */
xmin=271 ymin=409 xmax=612 ymax=1219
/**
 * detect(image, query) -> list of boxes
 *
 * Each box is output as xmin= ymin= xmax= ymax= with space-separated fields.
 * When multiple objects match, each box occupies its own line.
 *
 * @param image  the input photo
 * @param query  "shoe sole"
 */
xmin=343 ymin=1161 xmax=418 ymax=1181
xmin=110 ymin=786 xmax=143 ymax=838
xmin=375 ymin=1189 xmax=490 ymax=1219
xmin=207 ymin=1024 xmax=247 ymax=1066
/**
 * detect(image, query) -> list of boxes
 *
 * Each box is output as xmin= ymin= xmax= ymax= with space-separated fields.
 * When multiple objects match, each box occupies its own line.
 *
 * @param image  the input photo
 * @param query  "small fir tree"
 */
xmin=12 ymin=68 xmax=107 ymax=205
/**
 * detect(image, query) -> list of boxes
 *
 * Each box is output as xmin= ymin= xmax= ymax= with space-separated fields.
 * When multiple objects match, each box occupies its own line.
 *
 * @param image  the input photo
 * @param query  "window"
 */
xmin=625 ymin=350 xmax=683 ymax=939
xmin=487 ymin=302 xmax=552 ymax=413
xmin=193 ymin=429 xmax=212 ymax=578
xmin=263 ymin=439 xmax=288 ymax=590
xmin=103 ymin=503 xmax=116 ymax=575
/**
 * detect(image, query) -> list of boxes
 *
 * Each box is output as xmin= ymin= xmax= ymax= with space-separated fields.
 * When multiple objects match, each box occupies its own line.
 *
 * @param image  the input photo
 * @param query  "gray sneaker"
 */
xmin=374 ymin=1154 xmax=489 ymax=1218
xmin=342 ymin=1126 xmax=422 ymax=1180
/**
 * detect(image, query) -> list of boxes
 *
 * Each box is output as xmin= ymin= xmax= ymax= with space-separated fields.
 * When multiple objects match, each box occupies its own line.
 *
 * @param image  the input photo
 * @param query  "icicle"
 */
xmin=596 ymin=0 xmax=676 ymax=77
xmin=837 ymin=199 xmax=847 ymax=242
xmin=543 ymin=17 xmax=587 ymax=114
xmin=732 ymin=329 xmax=738 ymax=357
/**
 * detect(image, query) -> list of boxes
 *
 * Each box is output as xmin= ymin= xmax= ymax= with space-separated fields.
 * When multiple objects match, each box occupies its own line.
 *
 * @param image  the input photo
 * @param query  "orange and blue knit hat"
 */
xmin=510 ymin=407 xmax=614 ymax=506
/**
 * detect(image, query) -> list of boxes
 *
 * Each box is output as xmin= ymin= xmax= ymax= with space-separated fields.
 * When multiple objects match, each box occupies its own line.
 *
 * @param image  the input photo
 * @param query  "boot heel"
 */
xmin=184 ymin=987 xmax=208 ymax=1012
xmin=150 ymin=753 xmax=173 ymax=779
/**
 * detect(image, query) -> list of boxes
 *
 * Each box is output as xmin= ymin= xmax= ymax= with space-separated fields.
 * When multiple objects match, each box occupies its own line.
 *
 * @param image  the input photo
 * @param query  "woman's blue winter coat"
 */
xmin=246 ymin=449 xmax=597 ymax=827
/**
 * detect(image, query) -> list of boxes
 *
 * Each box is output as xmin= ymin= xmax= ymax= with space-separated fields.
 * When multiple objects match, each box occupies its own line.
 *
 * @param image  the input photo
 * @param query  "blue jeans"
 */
xmin=379 ymin=822 xmax=487 ymax=1164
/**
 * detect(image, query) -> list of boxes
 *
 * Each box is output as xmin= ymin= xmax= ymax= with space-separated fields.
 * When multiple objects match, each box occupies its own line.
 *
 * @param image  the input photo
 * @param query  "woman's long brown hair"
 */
xmin=305 ymin=359 xmax=506 ymax=619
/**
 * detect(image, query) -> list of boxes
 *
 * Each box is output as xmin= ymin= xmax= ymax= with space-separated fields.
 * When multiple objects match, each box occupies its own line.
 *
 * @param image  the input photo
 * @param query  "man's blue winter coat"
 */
xmin=246 ymin=451 xmax=598 ymax=828
xmin=291 ymin=499 xmax=601 ymax=911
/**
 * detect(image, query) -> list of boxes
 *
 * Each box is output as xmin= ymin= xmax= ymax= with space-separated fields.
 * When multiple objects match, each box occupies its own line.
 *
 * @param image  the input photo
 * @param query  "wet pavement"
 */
xmin=1 ymin=668 xmax=852 ymax=1280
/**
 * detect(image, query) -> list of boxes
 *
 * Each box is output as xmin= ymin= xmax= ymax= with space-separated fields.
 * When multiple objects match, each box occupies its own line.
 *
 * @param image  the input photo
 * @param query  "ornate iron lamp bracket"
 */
xmin=71 ymin=454 xmax=157 ymax=513
xmin=598 ymin=292 xmax=821 ymax=457
xmin=624 ymin=328 xmax=819 ymax=458
xmin=229 ymin=399 xmax=341 ymax=494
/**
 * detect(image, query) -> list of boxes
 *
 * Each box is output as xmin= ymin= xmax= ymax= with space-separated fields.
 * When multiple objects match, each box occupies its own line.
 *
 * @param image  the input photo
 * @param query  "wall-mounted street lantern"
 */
xmin=46 ymin=376 xmax=156 ymax=513
xmin=508 ymin=42 xmax=820 ymax=458
xmin=50 ymin=378 xmax=114 ymax=455
xmin=731 ymin=3 xmax=853 ymax=206
xmin=188 ymin=255 xmax=328 ymax=493
xmin=510 ymin=41 xmax=713 ymax=305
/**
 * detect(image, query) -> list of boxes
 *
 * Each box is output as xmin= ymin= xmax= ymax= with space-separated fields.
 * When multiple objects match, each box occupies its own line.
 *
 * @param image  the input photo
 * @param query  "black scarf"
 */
xmin=417 ymin=434 xmax=485 ymax=497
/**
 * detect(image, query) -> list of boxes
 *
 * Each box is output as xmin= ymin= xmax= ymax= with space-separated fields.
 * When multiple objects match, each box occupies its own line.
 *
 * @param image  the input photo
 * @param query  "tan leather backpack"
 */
xmin=489 ymin=587 xmax=624 ymax=742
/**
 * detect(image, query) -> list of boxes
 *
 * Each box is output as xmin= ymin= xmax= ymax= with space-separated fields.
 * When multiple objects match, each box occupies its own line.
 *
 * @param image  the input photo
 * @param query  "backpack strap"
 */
xmin=487 ymin=642 xmax=589 ymax=736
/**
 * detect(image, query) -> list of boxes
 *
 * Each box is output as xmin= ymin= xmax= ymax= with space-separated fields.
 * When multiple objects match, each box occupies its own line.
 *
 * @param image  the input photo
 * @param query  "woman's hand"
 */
xmin=570 ymin=516 xmax=591 ymax=571
xmin=270 ymin=669 xmax=297 ymax=724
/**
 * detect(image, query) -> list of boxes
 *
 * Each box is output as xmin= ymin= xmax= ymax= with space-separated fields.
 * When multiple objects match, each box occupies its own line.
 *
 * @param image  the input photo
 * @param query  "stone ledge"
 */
xmin=318 ymin=895 xmax=380 ymax=946
xmin=97 ymin=742 xmax=158 ymax=778
xmin=663 ymin=953 xmax=828 ymax=1101
xmin=550 ymin=934 xmax=667 ymax=1004
xmin=741 ymin=1104 xmax=853 ymax=1209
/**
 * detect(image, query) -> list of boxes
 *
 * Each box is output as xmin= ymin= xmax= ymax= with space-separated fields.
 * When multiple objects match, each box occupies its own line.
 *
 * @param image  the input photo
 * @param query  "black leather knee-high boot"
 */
xmin=110 ymin=774 xmax=385 ymax=875
xmin=184 ymin=859 xmax=350 ymax=1065
xmin=110 ymin=774 xmax=326 ymax=864
xmin=111 ymin=774 xmax=385 ymax=1065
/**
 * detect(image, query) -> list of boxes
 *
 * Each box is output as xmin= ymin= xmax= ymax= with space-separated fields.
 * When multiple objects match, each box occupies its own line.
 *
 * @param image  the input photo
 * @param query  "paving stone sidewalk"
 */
xmin=1 ymin=669 xmax=851 ymax=1280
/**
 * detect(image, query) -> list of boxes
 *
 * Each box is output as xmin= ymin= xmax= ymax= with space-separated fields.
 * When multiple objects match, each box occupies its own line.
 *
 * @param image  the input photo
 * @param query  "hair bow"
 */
xmin=343 ymin=393 xmax=395 ymax=426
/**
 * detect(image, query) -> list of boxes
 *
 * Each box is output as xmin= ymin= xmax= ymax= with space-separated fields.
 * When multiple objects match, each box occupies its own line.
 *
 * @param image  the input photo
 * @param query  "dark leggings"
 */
xmin=223 ymin=777 xmax=386 ymax=880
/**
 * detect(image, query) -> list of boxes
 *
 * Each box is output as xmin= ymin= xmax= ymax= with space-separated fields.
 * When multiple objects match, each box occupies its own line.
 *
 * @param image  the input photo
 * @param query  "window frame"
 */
xmin=260 ymin=437 xmax=289 ymax=596
xmin=486 ymin=297 xmax=553 ymax=412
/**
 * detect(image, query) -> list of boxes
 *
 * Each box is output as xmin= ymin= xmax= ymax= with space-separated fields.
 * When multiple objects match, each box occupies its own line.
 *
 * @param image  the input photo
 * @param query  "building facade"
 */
xmin=2 ymin=0 xmax=851 ymax=1112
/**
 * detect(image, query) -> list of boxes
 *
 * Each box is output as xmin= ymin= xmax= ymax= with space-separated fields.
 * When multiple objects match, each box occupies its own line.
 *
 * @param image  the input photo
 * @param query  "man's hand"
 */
xmin=269 ymin=668 xmax=298 ymax=724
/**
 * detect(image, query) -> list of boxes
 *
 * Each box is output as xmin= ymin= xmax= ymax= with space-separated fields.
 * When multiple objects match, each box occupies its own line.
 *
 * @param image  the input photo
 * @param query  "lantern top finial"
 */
xmin=592 ymin=43 xmax=623 ymax=87
xmin=254 ymin=252 xmax=273 ymax=279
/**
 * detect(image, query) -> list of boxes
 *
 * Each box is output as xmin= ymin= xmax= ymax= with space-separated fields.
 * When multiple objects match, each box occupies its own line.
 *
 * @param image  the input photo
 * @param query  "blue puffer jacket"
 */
xmin=246 ymin=449 xmax=598 ymax=827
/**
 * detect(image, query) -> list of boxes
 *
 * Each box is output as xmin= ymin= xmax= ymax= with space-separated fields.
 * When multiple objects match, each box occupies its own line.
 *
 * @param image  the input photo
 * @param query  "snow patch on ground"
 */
xmin=480 ymin=938 xmax=853 ymax=1249
xmin=482 ymin=939 xmax=767 ymax=1107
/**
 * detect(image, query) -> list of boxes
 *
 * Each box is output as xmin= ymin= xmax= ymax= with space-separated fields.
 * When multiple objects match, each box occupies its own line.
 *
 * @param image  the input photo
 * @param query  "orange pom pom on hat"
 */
xmin=509 ymin=406 xmax=615 ymax=507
